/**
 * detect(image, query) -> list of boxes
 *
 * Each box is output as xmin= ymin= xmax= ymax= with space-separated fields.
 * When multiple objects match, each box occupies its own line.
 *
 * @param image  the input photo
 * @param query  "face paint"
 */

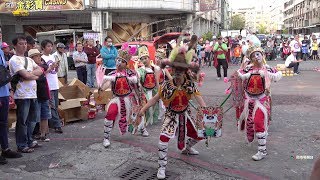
xmin=116 ymin=58 xmax=126 ymax=68
xmin=140 ymin=56 xmax=149 ymax=65
xmin=252 ymin=52 xmax=263 ymax=63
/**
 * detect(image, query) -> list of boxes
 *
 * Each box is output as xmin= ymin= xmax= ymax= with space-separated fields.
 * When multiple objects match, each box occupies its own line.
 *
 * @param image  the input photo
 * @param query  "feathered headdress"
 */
xmin=138 ymin=45 xmax=149 ymax=59
xmin=161 ymin=35 xmax=199 ymax=73
xmin=118 ymin=42 xmax=137 ymax=62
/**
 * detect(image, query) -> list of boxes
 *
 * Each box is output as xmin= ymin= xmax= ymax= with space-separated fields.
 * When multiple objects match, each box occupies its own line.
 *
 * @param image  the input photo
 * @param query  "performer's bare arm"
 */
xmin=139 ymin=93 xmax=161 ymax=115
xmin=155 ymin=68 xmax=160 ymax=89
xmin=194 ymin=94 xmax=206 ymax=107
xmin=164 ymin=69 xmax=173 ymax=81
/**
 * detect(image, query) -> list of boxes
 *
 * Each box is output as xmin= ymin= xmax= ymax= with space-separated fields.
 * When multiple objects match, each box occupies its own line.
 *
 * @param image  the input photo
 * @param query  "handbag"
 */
xmin=11 ymin=57 xmax=28 ymax=92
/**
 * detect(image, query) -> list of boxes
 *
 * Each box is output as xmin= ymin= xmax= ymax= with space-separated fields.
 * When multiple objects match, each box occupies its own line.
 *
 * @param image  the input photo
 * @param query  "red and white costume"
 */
xmin=237 ymin=61 xmax=282 ymax=160
xmin=103 ymin=69 xmax=138 ymax=140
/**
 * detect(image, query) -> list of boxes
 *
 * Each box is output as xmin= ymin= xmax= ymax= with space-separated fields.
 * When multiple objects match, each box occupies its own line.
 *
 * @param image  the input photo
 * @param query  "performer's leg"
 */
xmin=157 ymin=135 xmax=170 ymax=179
xmin=137 ymin=118 xmax=149 ymax=137
xmin=103 ymin=103 xmax=118 ymax=148
xmin=252 ymin=108 xmax=267 ymax=161
xmin=182 ymin=119 xmax=200 ymax=155
xmin=158 ymin=100 xmax=165 ymax=121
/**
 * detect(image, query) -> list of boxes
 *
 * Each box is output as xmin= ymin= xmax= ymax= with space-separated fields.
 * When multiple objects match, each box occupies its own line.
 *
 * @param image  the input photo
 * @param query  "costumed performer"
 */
xmin=99 ymin=43 xmax=138 ymax=148
xmin=138 ymin=39 xmax=206 ymax=179
xmin=136 ymin=46 xmax=160 ymax=136
xmin=236 ymin=44 xmax=282 ymax=161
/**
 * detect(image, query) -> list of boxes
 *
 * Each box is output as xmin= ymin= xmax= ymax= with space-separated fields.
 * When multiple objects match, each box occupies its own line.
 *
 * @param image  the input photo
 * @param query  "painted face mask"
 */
xmin=252 ymin=52 xmax=263 ymax=63
xmin=140 ymin=56 xmax=149 ymax=65
xmin=116 ymin=58 xmax=126 ymax=67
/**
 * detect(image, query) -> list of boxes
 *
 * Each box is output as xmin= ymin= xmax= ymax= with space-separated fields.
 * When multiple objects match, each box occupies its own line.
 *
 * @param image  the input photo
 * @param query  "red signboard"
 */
xmin=200 ymin=0 xmax=217 ymax=11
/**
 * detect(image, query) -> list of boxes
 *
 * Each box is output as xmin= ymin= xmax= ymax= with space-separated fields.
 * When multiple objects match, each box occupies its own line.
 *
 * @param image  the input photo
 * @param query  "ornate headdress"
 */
xmin=245 ymin=34 xmax=266 ymax=64
xmin=118 ymin=42 xmax=137 ymax=62
xmin=138 ymin=45 xmax=149 ymax=59
xmin=161 ymin=35 xmax=199 ymax=73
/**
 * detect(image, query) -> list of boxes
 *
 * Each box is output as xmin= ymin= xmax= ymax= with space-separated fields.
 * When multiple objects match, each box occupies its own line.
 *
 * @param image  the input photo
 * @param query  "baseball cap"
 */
xmin=56 ymin=42 xmax=66 ymax=48
xmin=28 ymin=49 xmax=41 ymax=57
xmin=26 ymin=36 xmax=36 ymax=45
xmin=1 ymin=42 xmax=9 ymax=48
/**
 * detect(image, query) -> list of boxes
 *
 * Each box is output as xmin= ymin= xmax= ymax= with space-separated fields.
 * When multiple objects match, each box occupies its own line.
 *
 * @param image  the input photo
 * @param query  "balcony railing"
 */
xmin=96 ymin=0 xmax=194 ymax=12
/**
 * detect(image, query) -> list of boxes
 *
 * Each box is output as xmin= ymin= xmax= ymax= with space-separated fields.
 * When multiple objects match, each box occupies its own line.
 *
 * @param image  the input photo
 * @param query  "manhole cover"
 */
xmin=118 ymin=164 xmax=179 ymax=180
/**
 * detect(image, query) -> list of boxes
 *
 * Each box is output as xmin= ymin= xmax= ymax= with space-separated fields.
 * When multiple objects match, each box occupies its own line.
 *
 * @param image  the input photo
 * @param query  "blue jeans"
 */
xmin=0 ymin=96 xmax=9 ymax=150
xmin=48 ymin=90 xmax=61 ymax=128
xmin=15 ymin=99 xmax=38 ymax=149
xmin=86 ymin=64 xmax=96 ymax=88
xmin=76 ymin=66 xmax=87 ymax=85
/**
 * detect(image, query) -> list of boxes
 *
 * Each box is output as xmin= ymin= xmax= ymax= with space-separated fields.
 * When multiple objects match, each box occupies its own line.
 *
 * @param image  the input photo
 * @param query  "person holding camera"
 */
xmin=213 ymin=37 xmax=228 ymax=81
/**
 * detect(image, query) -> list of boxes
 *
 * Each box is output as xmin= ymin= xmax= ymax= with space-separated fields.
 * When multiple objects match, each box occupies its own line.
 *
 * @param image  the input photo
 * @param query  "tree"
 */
xmin=257 ymin=23 xmax=268 ymax=34
xmin=282 ymin=28 xmax=289 ymax=34
xmin=202 ymin=31 xmax=213 ymax=41
xmin=230 ymin=14 xmax=246 ymax=30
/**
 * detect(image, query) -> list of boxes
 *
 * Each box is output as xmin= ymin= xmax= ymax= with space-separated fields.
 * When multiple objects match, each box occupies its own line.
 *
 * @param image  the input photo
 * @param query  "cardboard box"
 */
xmin=59 ymin=85 xmax=86 ymax=100
xmin=58 ymin=79 xmax=65 ymax=88
xmin=58 ymin=106 xmax=89 ymax=124
xmin=60 ymin=99 xmax=81 ymax=110
xmin=93 ymin=89 xmax=112 ymax=105
xmin=69 ymin=78 xmax=91 ymax=97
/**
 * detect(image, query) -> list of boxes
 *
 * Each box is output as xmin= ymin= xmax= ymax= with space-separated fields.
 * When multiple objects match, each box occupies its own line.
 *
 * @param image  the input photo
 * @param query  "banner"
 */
xmin=83 ymin=32 xmax=99 ymax=40
xmin=0 ymin=0 xmax=84 ymax=13
xmin=199 ymin=0 xmax=217 ymax=11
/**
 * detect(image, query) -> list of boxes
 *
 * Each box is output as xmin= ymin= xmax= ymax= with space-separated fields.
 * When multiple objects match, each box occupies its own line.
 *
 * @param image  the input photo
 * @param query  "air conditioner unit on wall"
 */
xmin=103 ymin=12 xmax=112 ymax=30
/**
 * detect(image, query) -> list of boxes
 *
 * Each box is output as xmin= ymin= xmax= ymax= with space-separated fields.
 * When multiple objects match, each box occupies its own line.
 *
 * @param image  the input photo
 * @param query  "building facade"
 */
xmin=0 ymin=0 xmax=230 ymax=44
xmin=284 ymin=0 xmax=320 ymax=34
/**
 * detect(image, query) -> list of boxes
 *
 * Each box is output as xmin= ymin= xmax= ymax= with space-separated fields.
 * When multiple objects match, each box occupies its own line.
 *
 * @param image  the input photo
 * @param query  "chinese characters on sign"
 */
xmin=199 ymin=0 xmax=217 ymax=11
xmin=0 ymin=0 xmax=84 ymax=12
xmin=83 ymin=33 xmax=99 ymax=40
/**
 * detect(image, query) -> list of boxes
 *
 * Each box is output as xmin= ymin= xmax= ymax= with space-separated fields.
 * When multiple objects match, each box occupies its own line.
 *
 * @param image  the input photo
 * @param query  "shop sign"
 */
xmin=199 ymin=0 xmax=217 ymax=11
xmin=83 ymin=32 xmax=99 ymax=39
xmin=0 ymin=0 xmax=84 ymax=13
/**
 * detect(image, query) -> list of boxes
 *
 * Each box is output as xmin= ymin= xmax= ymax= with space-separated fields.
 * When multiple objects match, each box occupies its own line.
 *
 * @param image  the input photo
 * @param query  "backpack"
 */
xmin=0 ymin=54 xmax=11 ymax=87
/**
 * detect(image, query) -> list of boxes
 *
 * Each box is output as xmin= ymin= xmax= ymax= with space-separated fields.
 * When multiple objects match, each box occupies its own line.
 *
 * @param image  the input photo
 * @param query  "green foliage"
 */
xmin=202 ymin=31 xmax=213 ymax=41
xmin=258 ymin=23 xmax=268 ymax=34
xmin=282 ymin=28 xmax=289 ymax=34
xmin=230 ymin=14 xmax=246 ymax=30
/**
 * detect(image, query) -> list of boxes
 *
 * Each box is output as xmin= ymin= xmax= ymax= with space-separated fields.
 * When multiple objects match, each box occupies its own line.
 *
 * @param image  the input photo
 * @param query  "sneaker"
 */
xmin=1 ymin=149 xmax=22 ymax=158
xmin=294 ymin=73 xmax=299 ymax=75
xmin=216 ymin=77 xmax=221 ymax=80
xmin=0 ymin=156 xmax=8 ymax=165
xmin=181 ymin=147 xmax=199 ymax=155
xmin=103 ymin=139 xmax=110 ymax=148
xmin=54 ymin=127 xmax=63 ymax=134
xmin=141 ymin=129 xmax=149 ymax=137
xmin=157 ymin=167 xmax=166 ymax=179
xmin=40 ymin=136 xmax=50 ymax=142
xmin=252 ymin=151 xmax=267 ymax=161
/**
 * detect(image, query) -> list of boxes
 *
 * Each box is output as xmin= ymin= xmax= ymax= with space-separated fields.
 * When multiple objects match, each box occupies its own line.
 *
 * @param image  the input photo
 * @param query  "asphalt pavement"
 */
xmin=0 ymin=59 xmax=320 ymax=180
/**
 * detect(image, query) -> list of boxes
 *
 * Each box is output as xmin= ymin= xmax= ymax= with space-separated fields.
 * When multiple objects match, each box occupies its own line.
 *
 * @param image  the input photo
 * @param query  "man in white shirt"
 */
xmin=285 ymin=51 xmax=302 ymax=75
xmin=41 ymin=39 xmax=63 ymax=133
xmin=289 ymin=34 xmax=302 ymax=61
xmin=9 ymin=36 xmax=43 ymax=153
xmin=53 ymin=43 xmax=68 ymax=84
